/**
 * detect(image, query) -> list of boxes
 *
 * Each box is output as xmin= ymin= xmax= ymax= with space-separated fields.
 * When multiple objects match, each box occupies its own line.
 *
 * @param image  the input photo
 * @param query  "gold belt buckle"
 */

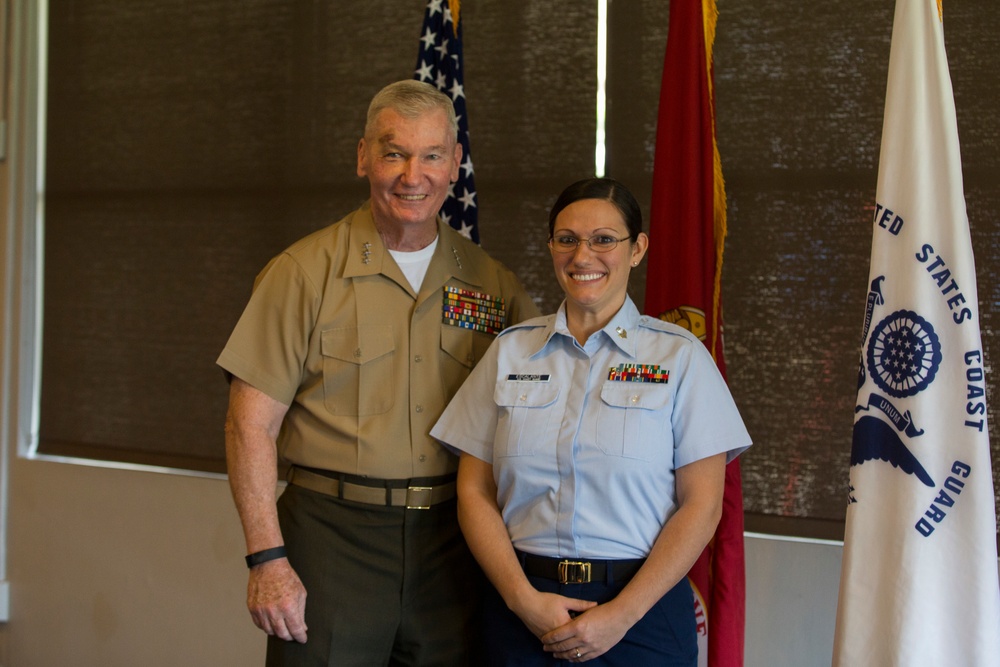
xmin=557 ymin=560 xmax=592 ymax=584
xmin=405 ymin=486 xmax=433 ymax=510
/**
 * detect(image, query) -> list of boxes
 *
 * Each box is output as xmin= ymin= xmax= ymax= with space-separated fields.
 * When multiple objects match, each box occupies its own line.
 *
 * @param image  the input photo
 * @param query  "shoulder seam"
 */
xmin=499 ymin=314 xmax=552 ymax=337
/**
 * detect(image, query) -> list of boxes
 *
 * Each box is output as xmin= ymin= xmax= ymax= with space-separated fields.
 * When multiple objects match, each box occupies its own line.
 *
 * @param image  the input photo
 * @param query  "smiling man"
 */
xmin=218 ymin=80 xmax=539 ymax=667
xmin=358 ymin=104 xmax=458 ymax=249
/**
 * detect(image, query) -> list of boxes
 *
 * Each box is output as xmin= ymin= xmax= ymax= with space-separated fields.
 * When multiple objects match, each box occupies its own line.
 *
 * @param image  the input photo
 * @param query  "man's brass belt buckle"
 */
xmin=557 ymin=560 xmax=592 ymax=584
xmin=406 ymin=486 xmax=433 ymax=510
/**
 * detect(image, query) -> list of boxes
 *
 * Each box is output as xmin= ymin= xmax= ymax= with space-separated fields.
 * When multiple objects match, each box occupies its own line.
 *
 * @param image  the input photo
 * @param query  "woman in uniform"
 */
xmin=431 ymin=177 xmax=751 ymax=666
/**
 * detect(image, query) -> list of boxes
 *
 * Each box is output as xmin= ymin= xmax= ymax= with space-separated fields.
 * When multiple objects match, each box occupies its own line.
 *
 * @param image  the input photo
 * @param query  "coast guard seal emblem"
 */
xmin=866 ymin=309 xmax=942 ymax=399
xmin=852 ymin=278 xmax=939 ymax=495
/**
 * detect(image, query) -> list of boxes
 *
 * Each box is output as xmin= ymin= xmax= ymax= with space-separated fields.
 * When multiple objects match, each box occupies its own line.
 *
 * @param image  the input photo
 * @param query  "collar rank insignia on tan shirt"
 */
xmin=442 ymin=286 xmax=506 ymax=335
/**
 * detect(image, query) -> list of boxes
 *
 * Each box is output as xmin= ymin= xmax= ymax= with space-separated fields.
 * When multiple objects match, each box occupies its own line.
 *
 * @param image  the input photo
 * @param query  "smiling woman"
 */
xmin=546 ymin=183 xmax=648 ymax=344
xmin=431 ymin=179 xmax=752 ymax=666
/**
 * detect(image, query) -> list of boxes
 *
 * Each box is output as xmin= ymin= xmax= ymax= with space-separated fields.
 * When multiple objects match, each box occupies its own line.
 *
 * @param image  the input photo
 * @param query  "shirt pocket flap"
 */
xmin=321 ymin=326 xmax=394 ymax=365
xmin=600 ymin=382 xmax=671 ymax=410
xmin=494 ymin=381 xmax=560 ymax=408
xmin=440 ymin=324 xmax=475 ymax=369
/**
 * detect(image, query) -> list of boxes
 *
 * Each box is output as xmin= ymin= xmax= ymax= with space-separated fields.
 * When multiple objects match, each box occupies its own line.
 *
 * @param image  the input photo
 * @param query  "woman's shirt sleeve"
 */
xmin=430 ymin=333 xmax=503 ymax=462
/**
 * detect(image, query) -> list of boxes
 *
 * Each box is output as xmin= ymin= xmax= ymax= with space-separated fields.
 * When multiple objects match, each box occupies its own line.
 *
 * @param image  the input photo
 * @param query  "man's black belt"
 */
xmin=287 ymin=466 xmax=456 ymax=509
xmin=518 ymin=551 xmax=646 ymax=585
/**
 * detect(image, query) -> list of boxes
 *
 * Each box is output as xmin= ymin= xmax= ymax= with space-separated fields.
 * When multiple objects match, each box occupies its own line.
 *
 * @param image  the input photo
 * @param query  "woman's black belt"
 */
xmin=518 ymin=551 xmax=646 ymax=585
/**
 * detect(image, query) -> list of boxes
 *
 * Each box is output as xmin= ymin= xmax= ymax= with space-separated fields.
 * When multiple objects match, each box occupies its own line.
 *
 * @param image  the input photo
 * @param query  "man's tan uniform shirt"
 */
xmin=218 ymin=202 xmax=539 ymax=479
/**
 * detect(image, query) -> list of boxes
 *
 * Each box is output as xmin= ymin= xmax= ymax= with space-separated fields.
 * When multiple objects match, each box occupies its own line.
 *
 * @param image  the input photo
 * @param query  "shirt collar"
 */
xmin=343 ymin=202 xmax=392 ymax=279
xmin=423 ymin=220 xmax=484 ymax=291
xmin=602 ymin=296 xmax=641 ymax=356
xmin=534 ymin=296 xmax=641 ymax=358
xmin=343 ymin=201 xmax=483 ymax=290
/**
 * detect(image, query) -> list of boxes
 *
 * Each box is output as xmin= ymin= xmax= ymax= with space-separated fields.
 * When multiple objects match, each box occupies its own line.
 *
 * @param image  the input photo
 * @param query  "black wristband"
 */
xmin=245 ymin=546 xmax=287 ymax=569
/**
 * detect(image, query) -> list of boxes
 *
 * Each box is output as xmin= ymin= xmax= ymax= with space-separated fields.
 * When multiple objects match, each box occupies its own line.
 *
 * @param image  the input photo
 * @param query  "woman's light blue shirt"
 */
xmin=431 ymin=296 xmax=752 ymax=560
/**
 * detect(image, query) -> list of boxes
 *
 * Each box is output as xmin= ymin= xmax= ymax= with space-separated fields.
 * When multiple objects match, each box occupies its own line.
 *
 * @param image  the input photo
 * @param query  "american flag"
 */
xmin=414 ymin=0 xmax=479 ymax=243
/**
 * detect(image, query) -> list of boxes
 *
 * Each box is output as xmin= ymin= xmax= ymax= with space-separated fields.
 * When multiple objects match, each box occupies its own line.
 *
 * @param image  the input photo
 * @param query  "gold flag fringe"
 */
xmin=703 ymin=0 xmax=727 ymax=361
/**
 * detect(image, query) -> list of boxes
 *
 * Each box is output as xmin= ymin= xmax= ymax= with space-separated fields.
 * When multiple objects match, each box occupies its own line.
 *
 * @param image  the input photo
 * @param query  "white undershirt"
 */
xmin=388 ymin=236 xmax=438 ymax=292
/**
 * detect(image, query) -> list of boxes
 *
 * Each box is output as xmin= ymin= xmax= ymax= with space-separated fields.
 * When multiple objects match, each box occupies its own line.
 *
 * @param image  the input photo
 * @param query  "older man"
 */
xmin=219 ymin=80 xmax=539 ymax=666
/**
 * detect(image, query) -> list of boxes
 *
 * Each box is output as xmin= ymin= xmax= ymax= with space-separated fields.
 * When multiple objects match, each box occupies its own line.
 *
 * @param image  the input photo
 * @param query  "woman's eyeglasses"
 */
xmin=548 ymin=234 xmax=631 ymax=253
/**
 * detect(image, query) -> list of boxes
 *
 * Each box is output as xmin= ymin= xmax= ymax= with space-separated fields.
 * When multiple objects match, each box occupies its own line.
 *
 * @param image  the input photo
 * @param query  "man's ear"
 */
xmin=357 ymin=138 xmax=368 ymax=178
xmin=450 ymin=141 xmax=463 ymax=182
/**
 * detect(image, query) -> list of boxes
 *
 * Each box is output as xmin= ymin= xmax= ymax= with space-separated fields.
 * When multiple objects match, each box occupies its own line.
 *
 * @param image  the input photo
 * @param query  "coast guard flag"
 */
xmin=644 ymin=1 xmax=745 ymax=665
xmin=833 ymin=1 xmax=1000 ymax=665
xmin=414 ymin=0 xmax=479 ymax=243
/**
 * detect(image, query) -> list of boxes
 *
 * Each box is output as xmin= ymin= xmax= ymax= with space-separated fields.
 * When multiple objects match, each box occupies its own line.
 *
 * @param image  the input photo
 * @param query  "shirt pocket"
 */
xmin=440 ymin=322 xmax=495 ymax=366
xmin=440 ymin=323 xmax=476 ymax=369
xmin=440 ymin=322 xmax=496 ymax=395
xmin=493 ymin=381 xmax=560 ymax=457
xmin=320 ymin=326 xmax=395 ymax=416
xmin=596 ymin=382 xmax=672 ymax=461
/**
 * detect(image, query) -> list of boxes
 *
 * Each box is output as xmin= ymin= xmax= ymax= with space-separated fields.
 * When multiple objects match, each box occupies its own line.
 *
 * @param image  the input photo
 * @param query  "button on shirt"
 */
xmin=431 ymin=296 xmax=751 ymax=560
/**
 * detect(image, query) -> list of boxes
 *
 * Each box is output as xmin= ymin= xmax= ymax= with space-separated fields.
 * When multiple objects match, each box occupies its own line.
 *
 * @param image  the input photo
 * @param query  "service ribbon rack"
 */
xmin=608 ymin=363 xmax=670 ymax=383
xmin=442 ymin=286 xmax=506 ymax=335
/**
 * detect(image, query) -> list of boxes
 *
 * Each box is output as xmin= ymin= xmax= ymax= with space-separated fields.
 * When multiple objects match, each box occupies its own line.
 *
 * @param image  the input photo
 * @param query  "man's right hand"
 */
xmin=247 ymin=557 xmax=308 ymax=643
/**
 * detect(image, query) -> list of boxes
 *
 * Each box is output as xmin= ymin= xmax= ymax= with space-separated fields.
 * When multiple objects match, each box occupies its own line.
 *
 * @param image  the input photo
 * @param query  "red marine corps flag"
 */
xmin=644 ymin=0 xmax=745 ymax=665
xmin=833 ymin=0 xmax=1000 ymax=664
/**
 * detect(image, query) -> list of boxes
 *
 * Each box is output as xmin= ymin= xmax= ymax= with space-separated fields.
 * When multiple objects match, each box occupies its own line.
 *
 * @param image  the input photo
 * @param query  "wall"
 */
xmin=2 ymin=460 xmax=263 ymax=665
xmin=745 ymin=537 xmax=843 ymax=666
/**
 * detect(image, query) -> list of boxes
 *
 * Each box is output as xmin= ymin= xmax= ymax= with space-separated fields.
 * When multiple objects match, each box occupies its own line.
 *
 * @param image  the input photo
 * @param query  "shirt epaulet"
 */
xmin=636 ymin=314 xmax=701 ymax=343
xmin=498 ymin=313 xmax=554 ymax=338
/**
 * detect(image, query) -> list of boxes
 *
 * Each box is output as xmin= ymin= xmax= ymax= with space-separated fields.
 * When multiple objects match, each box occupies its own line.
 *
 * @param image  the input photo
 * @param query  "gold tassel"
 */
xmin=703 ymin=0 xmax=727 ymax=361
